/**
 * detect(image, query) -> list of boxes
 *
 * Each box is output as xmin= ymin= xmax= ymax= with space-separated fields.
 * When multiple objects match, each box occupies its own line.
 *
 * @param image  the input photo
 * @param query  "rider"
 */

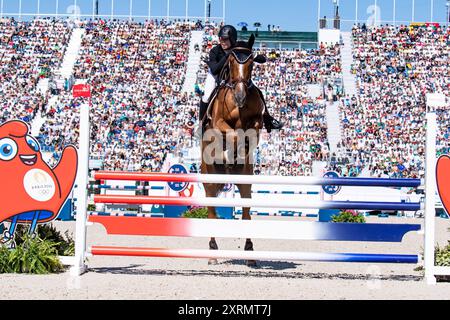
xmin=198 ymin=25 xmax=283 ymax=133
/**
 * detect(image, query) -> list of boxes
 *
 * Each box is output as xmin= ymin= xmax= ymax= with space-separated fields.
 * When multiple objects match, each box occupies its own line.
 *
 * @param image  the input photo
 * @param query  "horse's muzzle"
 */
xmin=234 ymin=83 xmax=247 ymax=108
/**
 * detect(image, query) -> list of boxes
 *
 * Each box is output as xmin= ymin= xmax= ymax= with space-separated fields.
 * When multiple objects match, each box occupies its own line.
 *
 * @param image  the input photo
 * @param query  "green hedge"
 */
xmin=182 ymin=207 xmax=208 ymax=219
xmin=331 ymin=210 xmax=366 ymax=223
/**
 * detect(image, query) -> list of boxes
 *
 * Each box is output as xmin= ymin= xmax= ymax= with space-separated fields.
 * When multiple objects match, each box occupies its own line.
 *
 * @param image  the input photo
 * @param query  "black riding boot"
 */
xmin=195 ymin=100 xmax=209 ymax=139
xmin=255 ymin=87 xmax=283 ymax=133
xmin=263 ymin=112 xmax=283 ymax=133
xmin=199 ymin=100 xmax=208 ymax=124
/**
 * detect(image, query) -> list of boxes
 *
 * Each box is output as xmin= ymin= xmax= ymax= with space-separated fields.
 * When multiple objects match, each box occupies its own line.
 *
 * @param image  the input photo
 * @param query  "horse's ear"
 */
xmin=248 ymin=33 xmax=255 ymax=48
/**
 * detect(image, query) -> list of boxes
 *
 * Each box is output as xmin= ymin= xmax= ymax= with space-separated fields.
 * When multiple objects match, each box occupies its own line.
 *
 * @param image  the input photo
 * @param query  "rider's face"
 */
xmin=219 ymin=37 xmax=232 ymax=50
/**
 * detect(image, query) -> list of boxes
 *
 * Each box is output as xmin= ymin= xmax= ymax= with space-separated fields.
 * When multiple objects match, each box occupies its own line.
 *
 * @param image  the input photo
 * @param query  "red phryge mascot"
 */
xmin=437 ymin=155 xmax=450 ymax=216
xmin=0 ymin=120 xmax=78 ymax=244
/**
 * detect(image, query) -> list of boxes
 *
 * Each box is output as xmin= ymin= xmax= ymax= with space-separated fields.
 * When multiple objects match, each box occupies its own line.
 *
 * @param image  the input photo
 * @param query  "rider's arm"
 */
xmin=207 ymin=49 xmax=229 ymax=76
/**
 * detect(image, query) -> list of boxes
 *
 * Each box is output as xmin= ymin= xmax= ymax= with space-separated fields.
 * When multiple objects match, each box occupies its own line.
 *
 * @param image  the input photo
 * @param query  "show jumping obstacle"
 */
xmin=67 ymin=103 xmax=449 ymax=285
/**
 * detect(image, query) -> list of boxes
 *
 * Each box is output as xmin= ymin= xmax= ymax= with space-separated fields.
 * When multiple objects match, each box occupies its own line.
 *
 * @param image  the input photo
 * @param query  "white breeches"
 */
xmin=202 ymin=72 xmax=217 ymax=103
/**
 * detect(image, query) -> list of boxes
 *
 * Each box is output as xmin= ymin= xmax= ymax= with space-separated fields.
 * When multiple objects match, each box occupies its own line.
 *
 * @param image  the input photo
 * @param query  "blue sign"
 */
xmin=168 ymin=164 xmax=189 ymax=192
xmin=322 ymin=171 xmax=341 ymax=195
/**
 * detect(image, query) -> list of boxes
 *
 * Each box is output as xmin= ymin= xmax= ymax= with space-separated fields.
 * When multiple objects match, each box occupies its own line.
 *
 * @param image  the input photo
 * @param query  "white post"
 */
xmin=393 ymin=0 xmax=396 ymax=26
xmin=19 ymin=0 xmax=22 ymax=20
xmin=56 ymin=0 xmax=59 ymax=17
xmin=130 ymin=0 xmax=133 ymax=20
xmin=111 ymin=0 xmax=114 ymax=19
xmin=148 ymin=0 xmax=151 ymax=20
xmin=223 ymin=0 xmax=226 ymax=23
xmin=185 ymin=0 xmax=188 ymax=22
xmin=92 ymin=0 xmax=95 ymax=19
xmin=318 ymin=0 xmax=321 ymax=25
xmin=167 ymin=0 xmax=170 ymax=20
xmin=70 ymin=103 xmax=91 ymax=276
xmin=412 ymin=0 xmax=415 ymax=22
xmin=204 ymin=0 xmax=207 ymax=22
xmin=430 ymin=0 xmax=433 ymax=22
xmin=374 ymin=0 xmax=377 ymax=26
xmin=424 ymin=111 xmax=437 ymax=285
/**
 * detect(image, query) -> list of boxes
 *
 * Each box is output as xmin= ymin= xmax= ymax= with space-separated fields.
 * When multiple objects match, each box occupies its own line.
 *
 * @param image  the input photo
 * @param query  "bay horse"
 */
xmin=200 ymin=34 xmax=265 ymax=266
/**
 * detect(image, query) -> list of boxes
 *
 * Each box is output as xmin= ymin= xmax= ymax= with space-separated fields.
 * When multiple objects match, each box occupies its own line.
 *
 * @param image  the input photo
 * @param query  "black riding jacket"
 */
xmin=207 ymin=45 xmax=231 ymax=77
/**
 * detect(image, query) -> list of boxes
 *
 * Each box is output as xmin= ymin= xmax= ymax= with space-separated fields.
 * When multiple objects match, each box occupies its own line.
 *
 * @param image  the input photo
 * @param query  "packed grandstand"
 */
xmin=0 ymin=17 xmax=449 ymax=178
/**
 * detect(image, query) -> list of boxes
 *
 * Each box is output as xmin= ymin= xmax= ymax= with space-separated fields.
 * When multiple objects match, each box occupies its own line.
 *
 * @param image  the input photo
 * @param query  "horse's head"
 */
xmin=227 ymin=34 xmax=257 ymax=109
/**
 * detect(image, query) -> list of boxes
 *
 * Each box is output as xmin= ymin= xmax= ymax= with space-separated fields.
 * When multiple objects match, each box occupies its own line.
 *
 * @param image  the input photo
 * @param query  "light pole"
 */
xmin=130 ymin=0 xmax=133 ymax=21
xmin=393 ymin=0 xmax=396 ymax=26
xmin=447 ymin=1 xmax=450 ymax=29
xmin=223 ymin=0 xmax=226 ymax=23
xmin=167 ymin=0 xmax=170 ymax=20
xmin=148 ymin=0 xmax=151 ymax=20
xmin=207 ymin=0 xmax=211 ymax=20
xmin=431 ymin=0 xmax=434 ymax=22
xmin=333 ymin=0 xmax=340 ymax=29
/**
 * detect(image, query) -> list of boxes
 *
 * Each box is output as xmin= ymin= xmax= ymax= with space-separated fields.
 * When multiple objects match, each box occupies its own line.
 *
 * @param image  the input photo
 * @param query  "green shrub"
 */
xmin=436 ymin=242 xmax=450 ymax=267
xmin=0 ymin=245 xmax=10 ymax=272
xmin=0 ymin=223 xmax=74 ymax=274
xmin=87 ymin=204 xmax=96 ymax=211
xmin=14 ymin=224 xmax=75 ymax=256
xmin=331 ymin=210 xmax=366 ymax=223
xmin=1 ymin=235 xmax=64 ymax=274
xmin=182 ymin=207 xmax=208 ymax=219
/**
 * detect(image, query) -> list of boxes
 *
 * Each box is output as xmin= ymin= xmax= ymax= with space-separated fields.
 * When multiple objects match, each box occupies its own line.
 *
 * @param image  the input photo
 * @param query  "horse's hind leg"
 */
xmin=204 ymin=183 xmax=224 ymax=265
xmin=236 ymin=183 xmax=257 ymax=267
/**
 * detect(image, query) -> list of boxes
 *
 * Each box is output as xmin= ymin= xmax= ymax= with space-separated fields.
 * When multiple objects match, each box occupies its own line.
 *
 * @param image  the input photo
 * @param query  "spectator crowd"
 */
xmin=3 ymin=18 xmax=449 ymax=180
xmin=335 ymin=23 xmax=450 ymax=178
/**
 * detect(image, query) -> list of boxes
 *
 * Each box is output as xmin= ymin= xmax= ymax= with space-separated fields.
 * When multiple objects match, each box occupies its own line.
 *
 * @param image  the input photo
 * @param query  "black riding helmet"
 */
xmin=218 ymin=25 xmax=238 ymax=46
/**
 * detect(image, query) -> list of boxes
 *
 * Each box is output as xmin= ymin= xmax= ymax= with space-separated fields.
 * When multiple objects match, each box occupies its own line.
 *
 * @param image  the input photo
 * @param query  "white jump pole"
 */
xmin=424 ymin=111 xmax=438 ymax=284
xmin=70 ymin=103 xmax=90 ymax=276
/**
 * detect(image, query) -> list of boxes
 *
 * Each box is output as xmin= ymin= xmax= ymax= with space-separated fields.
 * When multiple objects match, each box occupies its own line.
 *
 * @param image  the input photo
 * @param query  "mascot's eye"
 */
xmin=0 ymin=138 xmax=18 ymax=161
xmin=26 ymin=136 xmax=40 ymax=152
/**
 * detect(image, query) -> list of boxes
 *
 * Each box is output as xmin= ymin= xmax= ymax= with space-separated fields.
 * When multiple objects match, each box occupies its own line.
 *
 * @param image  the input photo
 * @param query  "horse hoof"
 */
xmin=246 ymin=260 xmax=257 ymax=267
xmin=209 ymin=240 xmax=218 ymax=250
xmin=208 ymin=259 xmax=218 ymax=265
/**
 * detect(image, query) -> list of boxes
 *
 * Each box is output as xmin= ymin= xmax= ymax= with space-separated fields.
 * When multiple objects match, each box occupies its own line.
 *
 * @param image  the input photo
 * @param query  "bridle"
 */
xmin=223 ymin=47 xmax=255 ymax=91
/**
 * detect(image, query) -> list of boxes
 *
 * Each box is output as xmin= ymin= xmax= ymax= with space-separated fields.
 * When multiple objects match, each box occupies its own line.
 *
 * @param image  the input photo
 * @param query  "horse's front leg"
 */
xmin=236 ymin=183 xmax=257 ymax=267
xmin=203 ymin=182 xmax=224 ymax=265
